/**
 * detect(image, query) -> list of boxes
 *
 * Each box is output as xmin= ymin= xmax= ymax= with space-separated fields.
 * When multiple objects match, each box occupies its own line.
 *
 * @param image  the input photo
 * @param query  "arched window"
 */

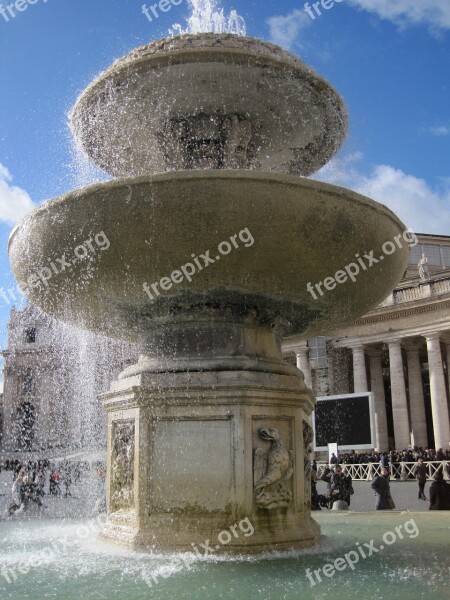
xmin=25 ymin=327 xmax=37 ymax=343
xmin=22 ymin=369 xmax=33 ymax=393
xmin=16 ymin=400 xmax=35 ymax=451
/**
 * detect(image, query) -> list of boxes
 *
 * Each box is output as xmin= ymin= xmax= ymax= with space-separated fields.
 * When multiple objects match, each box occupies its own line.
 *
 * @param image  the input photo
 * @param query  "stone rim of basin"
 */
xmin=8 ymin=170 xmax=408 ymax=344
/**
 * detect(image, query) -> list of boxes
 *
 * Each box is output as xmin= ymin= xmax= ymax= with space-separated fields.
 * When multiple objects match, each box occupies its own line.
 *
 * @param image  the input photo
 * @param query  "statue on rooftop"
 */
xmin=418 ymin=253 xmax=430 ymax=282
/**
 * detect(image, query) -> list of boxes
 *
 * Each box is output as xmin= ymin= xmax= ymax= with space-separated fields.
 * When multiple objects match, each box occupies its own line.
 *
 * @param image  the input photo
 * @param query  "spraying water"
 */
xmin=169 ymin=0 xmax=247 ymax=36
xmin=69 ymin=136 xmax=110 ymax=189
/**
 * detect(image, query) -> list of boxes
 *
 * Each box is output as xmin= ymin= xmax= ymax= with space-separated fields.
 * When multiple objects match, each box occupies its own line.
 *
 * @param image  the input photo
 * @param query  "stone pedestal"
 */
xmin=99 ymin=310 xmax=319 ymax=552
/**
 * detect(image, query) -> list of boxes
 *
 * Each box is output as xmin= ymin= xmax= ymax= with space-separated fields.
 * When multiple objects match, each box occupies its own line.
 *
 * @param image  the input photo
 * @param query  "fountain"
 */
xmin=8 ymin=31 xmax=409 ymax=554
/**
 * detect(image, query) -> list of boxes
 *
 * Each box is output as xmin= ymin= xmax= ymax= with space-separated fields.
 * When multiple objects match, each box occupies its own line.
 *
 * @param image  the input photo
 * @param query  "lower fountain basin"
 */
xmin=8 ymin=170 xmax=408 ymax=343
xmin=0 ymin=512 xmax=447 ymax=599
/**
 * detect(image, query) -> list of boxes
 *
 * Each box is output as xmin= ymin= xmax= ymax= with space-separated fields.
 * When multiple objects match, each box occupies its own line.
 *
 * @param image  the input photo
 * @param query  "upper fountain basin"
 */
xmin=70 ymin=34 xmax=347 ymax=178
xmin=8 ymin=171 xmax=408 ymax=343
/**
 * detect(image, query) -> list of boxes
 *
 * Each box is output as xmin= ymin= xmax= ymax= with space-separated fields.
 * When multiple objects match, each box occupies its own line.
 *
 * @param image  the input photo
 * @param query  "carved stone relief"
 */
xmin=253 ymin=426 xmax=293 ymax=510
xmin=111 ymin=420 xmax=135 ymax=511
xmin=158 ymin=113 xmax=253 ymax=171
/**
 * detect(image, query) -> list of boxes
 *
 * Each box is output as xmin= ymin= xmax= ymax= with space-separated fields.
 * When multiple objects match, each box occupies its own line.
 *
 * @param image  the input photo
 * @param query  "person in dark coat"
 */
xmin=380 ymin=453 xmax=389 ymax=469
xmin=329 ymin=466 xmax=353 ymax=507
xmin=17 ymin=474 xmax=43 ymax=512
xmin=429 ymin=471 xmax=450 ymax=510
xmin=321 ymin=466 xmax=334 ymax=500
xmin=413 ymin=457 xmax=428 ymax=500
xmin=311 ymin=466 xmax=321 ymax=510
xmin=371 ymin=467 xmax=395 ymax=510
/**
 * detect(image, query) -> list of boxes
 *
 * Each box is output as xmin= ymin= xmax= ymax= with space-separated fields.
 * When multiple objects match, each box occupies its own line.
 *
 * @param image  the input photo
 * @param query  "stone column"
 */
xmin=351 ymin=345 xmax=368 ymax=392
xmin=388 ymin=340 xmax=410 ymax=450
xmin=425 ymin=333 xmax=450 ymax=450
xmin=442 ymin=334 xmax=450 ymax=400
xmin=367 ymin=348 xmax=389 ymax=451
xmin=295 ymin=342 xmax=312 ymax=390
xmin=403 ymin=340 xmax=428 ymax=448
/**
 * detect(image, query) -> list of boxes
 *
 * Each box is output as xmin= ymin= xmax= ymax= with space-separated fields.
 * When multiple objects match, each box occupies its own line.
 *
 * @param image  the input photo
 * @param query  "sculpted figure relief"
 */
xmin=111 ymin=421 xmax=135 ymax=510
xmin=159 ymin=113 xmax=253 ymax=170
xmin=223 ymin=115 xmax=252 ymax=168
xmin=254 ymin=426 xmax=293 ymax=510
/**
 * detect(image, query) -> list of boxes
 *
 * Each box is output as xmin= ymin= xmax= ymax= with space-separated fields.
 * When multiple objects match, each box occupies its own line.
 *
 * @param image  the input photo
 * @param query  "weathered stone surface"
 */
xmin=9 ymin=171 xmax=408 ymax=344
xmin=70 ymin=34 xmax=347 ymax=178
xmin=100 ymin=362 xmax=319 ymax=552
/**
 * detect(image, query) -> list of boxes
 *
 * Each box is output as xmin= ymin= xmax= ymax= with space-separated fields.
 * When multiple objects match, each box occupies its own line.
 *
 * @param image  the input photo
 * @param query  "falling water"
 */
xmin=68 ymin=136 xmax=110 ymax=189
xmin=58 ymin=324 xmax=139 ymax=453
xmin=169 ymin=0 xmax=247 ymax=36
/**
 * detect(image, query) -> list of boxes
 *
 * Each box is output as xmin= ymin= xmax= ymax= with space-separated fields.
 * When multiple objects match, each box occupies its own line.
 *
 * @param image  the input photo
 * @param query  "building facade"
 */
xmin=1 ymin=304 xmax=138 ymax=453
xmin=283 ymin=234 xmax=450 ymax=452
xmin=1 ymin=234 xmax=450 ymax=454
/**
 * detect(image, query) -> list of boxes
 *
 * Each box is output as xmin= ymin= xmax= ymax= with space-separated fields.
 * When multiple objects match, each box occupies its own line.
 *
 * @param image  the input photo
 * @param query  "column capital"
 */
xmin=423 ymin=332 xmax=441 ymax=343
xmin=387 ymin=339 xmax=403 ymax=348
xmin=282 ymin=339 xmax=308 ymax=354
xmin=294 ymin=342 xmax=309 ymax=356
xmin=402 ymin=338 xmax=424 ymax=352
xmin=365 ymin=345 xmax=384 ymax=359
xmin=345 ymin=342 xmax=366 ymax=350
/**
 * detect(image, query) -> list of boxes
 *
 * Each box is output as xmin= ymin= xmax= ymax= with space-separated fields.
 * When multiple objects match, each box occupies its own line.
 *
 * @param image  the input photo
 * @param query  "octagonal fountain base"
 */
xmin=98 ymin=309 xmax=319 ymax=552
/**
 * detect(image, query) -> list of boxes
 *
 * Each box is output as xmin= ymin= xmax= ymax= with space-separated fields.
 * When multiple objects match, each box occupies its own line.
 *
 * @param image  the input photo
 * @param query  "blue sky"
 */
xmin=0 ymin=0 xmax=450 ymax=381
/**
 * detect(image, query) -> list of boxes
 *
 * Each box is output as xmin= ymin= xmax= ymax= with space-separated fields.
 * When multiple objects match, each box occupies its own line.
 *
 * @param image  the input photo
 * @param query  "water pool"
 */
xmin=0 ymin=512 xmax=448 ymax=600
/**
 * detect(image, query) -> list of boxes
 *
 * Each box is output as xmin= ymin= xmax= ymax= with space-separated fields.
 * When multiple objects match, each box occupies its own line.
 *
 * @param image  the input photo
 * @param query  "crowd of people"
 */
xmin=1 ymin=459 xmax=81 ymax=516
xmin=336 ymin=448 xmax=450 ymax=465
xmin=311 ymin=455 xmax=450 ymax=512
xmin=311 ymin=464 xmax=354 ymax=510
xmin=2 ymin=450 xmax=449 ymax=517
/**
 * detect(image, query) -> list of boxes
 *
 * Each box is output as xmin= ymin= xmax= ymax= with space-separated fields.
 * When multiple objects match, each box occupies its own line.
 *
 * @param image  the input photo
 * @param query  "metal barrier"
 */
xmin=316 ymin=461 xmax=450 ymax=481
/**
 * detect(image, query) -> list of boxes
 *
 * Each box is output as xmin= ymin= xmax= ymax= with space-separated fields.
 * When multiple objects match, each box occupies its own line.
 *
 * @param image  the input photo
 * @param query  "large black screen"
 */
xmin=314 ymin=395 xmax=372 ymax=448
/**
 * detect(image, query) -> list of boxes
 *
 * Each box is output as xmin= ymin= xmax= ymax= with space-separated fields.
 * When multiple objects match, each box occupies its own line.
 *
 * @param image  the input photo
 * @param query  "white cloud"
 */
xmin=0 ymin=164 xmax=36 ymax=225
xmin=266 ymin=9 xmax=311 ymax=50
xmin=315 ymin=154 xmax=450 ymax=235
xmin=267 ymin=1 xmax=450 ymax=50
xmin=429 ymin=126 xmax=450 ymax=136
xmin=347 ymin=0 xmax=450 ymax=32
